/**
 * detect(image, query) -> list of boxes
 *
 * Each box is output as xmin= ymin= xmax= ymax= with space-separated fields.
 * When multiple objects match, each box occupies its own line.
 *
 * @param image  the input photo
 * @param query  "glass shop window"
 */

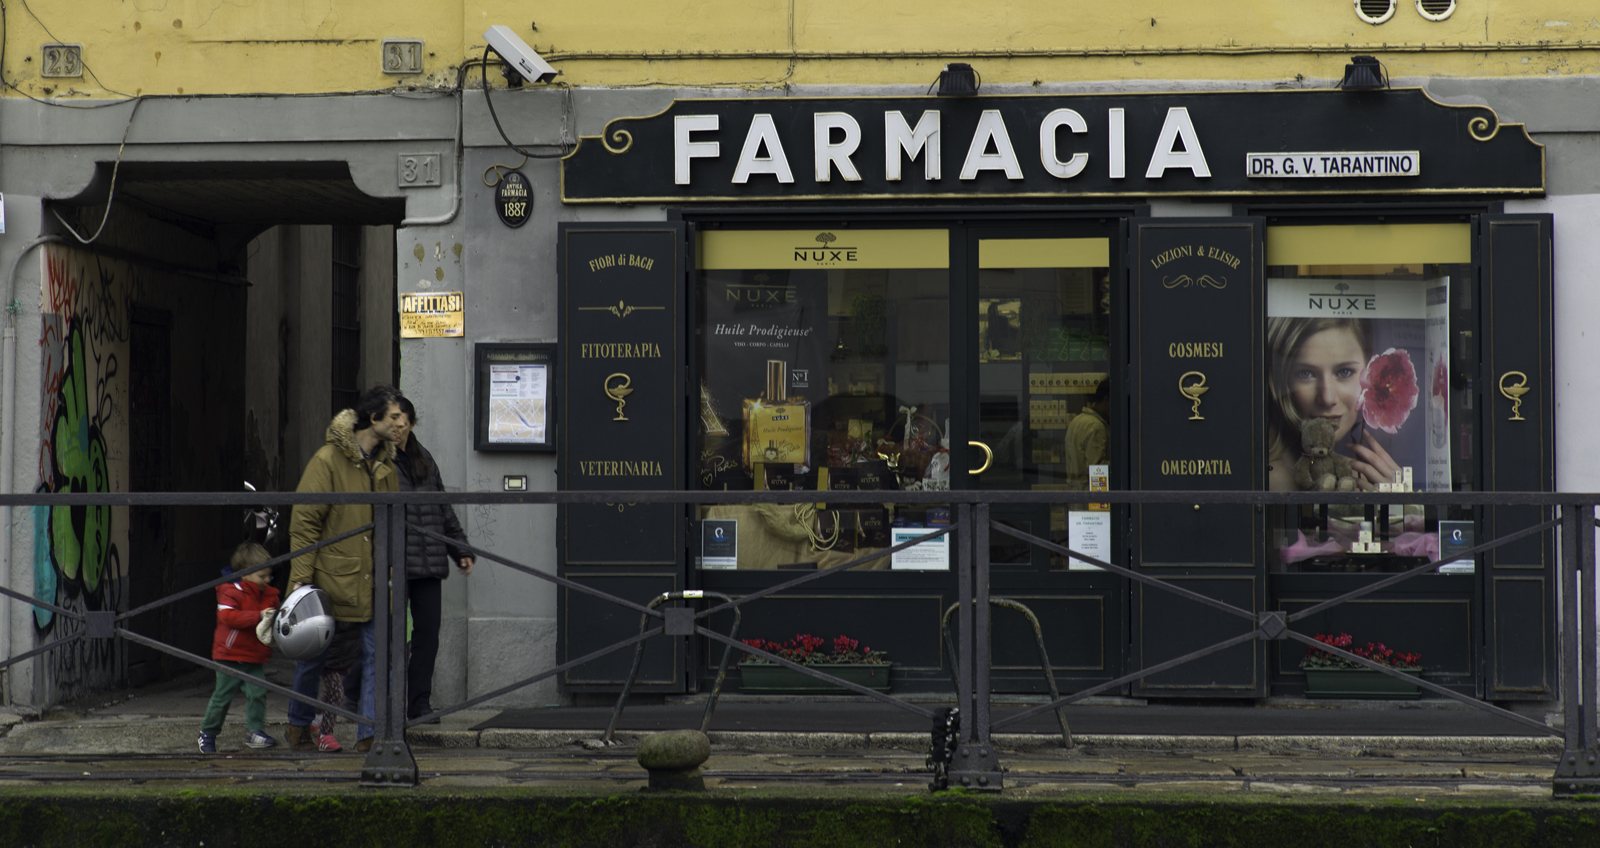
xmin=692 ymin=229 xmax=953 ymax=572
xmin=1264 ymin=223 xmax=1477 ymax=575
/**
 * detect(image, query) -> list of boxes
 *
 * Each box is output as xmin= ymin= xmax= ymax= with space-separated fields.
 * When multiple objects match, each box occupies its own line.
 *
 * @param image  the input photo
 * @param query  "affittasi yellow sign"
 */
xmin=400 ymin=291 xmax=465 ymax=338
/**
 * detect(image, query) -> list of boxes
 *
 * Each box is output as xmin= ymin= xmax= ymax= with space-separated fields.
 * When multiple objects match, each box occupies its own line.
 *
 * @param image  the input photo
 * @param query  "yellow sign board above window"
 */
xmin=698 ymin=229 xmax=948 ymax=270
xmin=1267 ymin=224 xmax=1470 ymax=266
xmin=979 ymin=238 xmax=1110 ymax=269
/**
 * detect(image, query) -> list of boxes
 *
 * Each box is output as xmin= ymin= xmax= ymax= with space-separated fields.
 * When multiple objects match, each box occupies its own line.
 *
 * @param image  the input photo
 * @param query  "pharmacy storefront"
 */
xmin=545 ymin=87 xmax=1551 ymax=700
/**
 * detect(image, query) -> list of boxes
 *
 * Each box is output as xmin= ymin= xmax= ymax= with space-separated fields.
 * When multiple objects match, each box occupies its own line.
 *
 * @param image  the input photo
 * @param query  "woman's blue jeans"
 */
xmin=287 ymin=620 xmax=376 ymax=740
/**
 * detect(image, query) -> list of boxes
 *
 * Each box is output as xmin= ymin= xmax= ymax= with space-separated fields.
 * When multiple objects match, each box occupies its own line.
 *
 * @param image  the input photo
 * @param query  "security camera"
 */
xmin=483 ymin=25 xmax=558 ymax=85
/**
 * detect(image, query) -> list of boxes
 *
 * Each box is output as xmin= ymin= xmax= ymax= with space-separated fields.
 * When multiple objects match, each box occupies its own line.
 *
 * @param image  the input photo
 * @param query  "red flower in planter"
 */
xmin=742 ymin=633 xmax=891 ymax=665
xmin=1303 ymin=632 xmax=1421 ymax=670
xmin=1358 ymin=348 xmax=1419 ymax=434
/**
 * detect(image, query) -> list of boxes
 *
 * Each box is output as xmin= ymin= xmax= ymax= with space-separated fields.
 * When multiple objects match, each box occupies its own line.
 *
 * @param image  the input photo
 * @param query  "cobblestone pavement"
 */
xmin=0 ymin=664 xmax=1563 ymax=799
xmin=0 ymin=741 xmax=1559 ymax=800
xmin=0 ymin=716 xmax=1560 ymax=799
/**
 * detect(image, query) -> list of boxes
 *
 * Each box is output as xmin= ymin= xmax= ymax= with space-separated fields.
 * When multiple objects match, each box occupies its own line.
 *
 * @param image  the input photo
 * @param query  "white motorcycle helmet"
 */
xmin=274 ymin=586 xmax=335 ymax=661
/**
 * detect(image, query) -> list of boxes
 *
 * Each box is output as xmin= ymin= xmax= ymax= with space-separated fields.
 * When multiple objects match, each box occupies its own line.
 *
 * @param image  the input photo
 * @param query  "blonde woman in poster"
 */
xmin=1266 ymin=317 xmax=1408 ymax=492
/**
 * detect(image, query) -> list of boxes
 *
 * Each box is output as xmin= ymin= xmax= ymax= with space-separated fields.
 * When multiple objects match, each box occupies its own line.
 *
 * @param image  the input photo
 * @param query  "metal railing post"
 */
xmin=975 ymin=504 xmax=993 ymax=744
xmin=1556 ymin=502 xmax=1600 ymax=797
xmin=955 ymin=503 xmax=974 ymax=745
xmin=950 ymin=502 xmax=1003 ymax=791
xmin=362 ymin=502 xmax=417 ymax=787
xmin=1583 ymin=504 xmax=1598 ymax=752
xmin=1561 ymin=504 xmax=1579 ymax=748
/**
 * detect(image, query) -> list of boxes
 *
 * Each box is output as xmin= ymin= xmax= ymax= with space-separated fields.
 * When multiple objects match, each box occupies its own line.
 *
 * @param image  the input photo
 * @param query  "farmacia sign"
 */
xmin=561 ymin=88 xmax=1541 ymax=203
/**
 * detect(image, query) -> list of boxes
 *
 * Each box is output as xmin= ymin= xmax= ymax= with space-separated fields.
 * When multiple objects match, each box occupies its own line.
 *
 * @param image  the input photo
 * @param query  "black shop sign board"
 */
xmin=556 ymin=223 xmax=685 ymax=566
xmin=562 ymin=88 xmax=1542 ymax=203
xmin=1131 ymin=219 xmax=1263 ymax=565
xmin=1128 ymin=218 xmax=1266 ymax=697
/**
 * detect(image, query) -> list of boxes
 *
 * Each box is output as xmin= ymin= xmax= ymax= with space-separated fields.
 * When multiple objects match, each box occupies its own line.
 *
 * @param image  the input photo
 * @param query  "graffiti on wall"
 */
xmin=33 ymin=246 xmax=131 ymax=694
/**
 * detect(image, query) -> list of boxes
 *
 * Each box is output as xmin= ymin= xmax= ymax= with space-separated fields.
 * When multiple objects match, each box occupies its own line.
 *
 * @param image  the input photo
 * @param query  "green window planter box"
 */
xmin=737 ymin=663 xmax=892 ymax=694
xmin=1303 ymin=667 xmax=1422 ymax=700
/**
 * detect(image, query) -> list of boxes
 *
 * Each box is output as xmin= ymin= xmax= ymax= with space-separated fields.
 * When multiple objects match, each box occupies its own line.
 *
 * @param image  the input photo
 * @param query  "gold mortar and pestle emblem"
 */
xmin=1179 ymin=371 xmax=1209 ymax=420
xmin=1498 ymin=371 xmax=1530 ymax=421
xmin=604 ymin=373 xmax=633 ymax=421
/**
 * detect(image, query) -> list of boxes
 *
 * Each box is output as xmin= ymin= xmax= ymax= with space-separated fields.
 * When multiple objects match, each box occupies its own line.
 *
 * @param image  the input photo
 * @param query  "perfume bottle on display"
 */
xmin=699 ymin=379 xmax=729 ymax=437
xmin=697 ymin=379 xmax=747 ymax=489
xmin=742 ymin=359 xmax=811 ymax=469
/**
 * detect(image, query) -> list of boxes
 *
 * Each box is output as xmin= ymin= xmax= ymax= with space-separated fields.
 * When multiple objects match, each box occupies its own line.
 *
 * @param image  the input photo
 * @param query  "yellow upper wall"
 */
xmin=9 ymin=0 xmax=1600 ymax=97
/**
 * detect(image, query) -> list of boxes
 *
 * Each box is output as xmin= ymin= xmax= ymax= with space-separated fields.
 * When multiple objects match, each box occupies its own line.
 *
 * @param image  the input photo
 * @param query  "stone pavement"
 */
xmin=0 ymin=660 xmax=1566 ymax=800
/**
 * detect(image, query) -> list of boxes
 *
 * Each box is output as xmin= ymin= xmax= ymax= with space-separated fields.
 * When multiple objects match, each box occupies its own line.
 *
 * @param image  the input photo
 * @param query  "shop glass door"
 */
xmin=961 ymin=227 xmax=1125 ymax=693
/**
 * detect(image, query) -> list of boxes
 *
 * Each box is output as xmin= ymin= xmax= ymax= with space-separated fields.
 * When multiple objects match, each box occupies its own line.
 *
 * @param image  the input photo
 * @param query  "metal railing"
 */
xmin=0 ymin=488 xmax=1593 ymax=796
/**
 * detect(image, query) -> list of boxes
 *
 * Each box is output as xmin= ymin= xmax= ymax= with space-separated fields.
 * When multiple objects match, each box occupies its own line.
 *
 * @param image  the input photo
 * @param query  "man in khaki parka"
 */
xmin=283 ymin=385 xmax=403 ymax=752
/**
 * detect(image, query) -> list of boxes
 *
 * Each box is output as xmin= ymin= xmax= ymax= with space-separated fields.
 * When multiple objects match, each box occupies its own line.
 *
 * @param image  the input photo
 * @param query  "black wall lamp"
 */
xmin=1339 ymin=55 xmax=1388 ymax=90
xmin=935 ymin=63 xmax=980 ymax=96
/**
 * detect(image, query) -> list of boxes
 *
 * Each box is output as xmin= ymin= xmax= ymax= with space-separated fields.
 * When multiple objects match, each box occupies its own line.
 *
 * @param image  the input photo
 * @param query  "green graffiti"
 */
xmin=48 ymin=320 xmax=111 ymax=594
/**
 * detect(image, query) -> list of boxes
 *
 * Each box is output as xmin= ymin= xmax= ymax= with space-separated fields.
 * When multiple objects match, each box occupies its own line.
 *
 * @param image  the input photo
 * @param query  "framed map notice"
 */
xmin=475 ymin=343 xmax=557 ymax=451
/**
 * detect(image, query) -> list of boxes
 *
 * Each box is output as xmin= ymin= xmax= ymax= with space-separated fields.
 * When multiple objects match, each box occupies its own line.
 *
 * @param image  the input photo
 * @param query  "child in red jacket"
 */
xmin=198 ymin=542 xmax=281 ymax=753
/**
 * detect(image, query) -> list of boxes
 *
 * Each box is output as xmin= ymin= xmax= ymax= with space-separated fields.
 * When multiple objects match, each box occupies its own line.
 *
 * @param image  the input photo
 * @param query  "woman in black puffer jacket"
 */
xmin=393 ymin=397 xmax=473 ymax=722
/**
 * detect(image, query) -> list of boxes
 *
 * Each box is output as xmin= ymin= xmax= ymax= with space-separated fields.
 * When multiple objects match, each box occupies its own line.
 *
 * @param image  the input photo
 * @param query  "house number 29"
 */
xmin=42 ymin=44 xmax=83 ymax=78
xmin=397 ymin=153 xmax=442 ymax=188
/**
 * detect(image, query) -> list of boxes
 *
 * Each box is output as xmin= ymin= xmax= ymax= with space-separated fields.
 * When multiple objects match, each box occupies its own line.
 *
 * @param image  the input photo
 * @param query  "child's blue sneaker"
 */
xmin=245 ymin=730 xmax=277 ymax=749
xmin=197 ymin=731 xmax=216 ymax=754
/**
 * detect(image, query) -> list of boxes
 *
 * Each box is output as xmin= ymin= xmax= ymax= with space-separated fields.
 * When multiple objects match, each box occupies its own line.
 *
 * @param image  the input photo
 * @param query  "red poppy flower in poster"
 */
xmin=1430 ymin=357 xmax=1448 ymax=412
xmin=1359 ymin=348 xmax=1419 ymax=434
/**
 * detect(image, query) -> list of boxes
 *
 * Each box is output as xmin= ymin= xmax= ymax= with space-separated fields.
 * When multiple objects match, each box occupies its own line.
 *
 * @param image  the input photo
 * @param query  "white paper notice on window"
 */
xmin=1068 ymin=511 xmax=1111 ymax=571
xmin=890 ymin=528 xmax=950 ymax=571
xmin=700 ymin=519 xmax=739 ymax=569
xmin=487 ymin=363 xmax=548 ymax=444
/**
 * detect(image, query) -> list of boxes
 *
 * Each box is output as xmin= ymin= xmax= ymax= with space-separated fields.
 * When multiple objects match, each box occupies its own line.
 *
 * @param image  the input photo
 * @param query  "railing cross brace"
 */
xmin=663 ymin=607 xmax=696 ymax=636
xmin=1258 ymin=611 xmax=1288 ymax=640
xmin=85 ymin=611 xmax=115 ymax=640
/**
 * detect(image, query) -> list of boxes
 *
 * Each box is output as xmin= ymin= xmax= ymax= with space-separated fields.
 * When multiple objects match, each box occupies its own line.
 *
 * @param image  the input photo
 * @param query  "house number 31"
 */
xmin=397 ymin=154 xmax=442 ymax=188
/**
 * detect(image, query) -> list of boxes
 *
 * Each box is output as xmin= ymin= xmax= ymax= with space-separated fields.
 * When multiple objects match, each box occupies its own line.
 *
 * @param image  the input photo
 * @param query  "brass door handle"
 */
xmin=967 ymin=440 xmax=994 ymax=475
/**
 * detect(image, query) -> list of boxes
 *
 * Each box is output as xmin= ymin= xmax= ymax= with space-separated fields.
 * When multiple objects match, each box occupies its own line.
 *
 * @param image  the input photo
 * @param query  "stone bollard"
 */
xmin=636 ymin=729 xmax=711 ymax=791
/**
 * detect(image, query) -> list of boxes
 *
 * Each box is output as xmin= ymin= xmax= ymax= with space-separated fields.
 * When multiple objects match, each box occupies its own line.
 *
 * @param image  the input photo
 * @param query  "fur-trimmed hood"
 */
xmin=325 ymin=409 xmax=397 ymax=465
xmin=288 ymin=409 xmax=399 ymax=622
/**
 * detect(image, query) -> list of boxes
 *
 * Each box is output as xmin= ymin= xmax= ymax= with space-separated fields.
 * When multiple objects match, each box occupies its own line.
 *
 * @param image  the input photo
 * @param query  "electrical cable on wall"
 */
xmin=49 ymin=98 xmax=142 ymax=245
xmin=483 ymin=156 xmax=530 ymax=187
xmin=481 ymin=47 xmax=573 ymax=163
